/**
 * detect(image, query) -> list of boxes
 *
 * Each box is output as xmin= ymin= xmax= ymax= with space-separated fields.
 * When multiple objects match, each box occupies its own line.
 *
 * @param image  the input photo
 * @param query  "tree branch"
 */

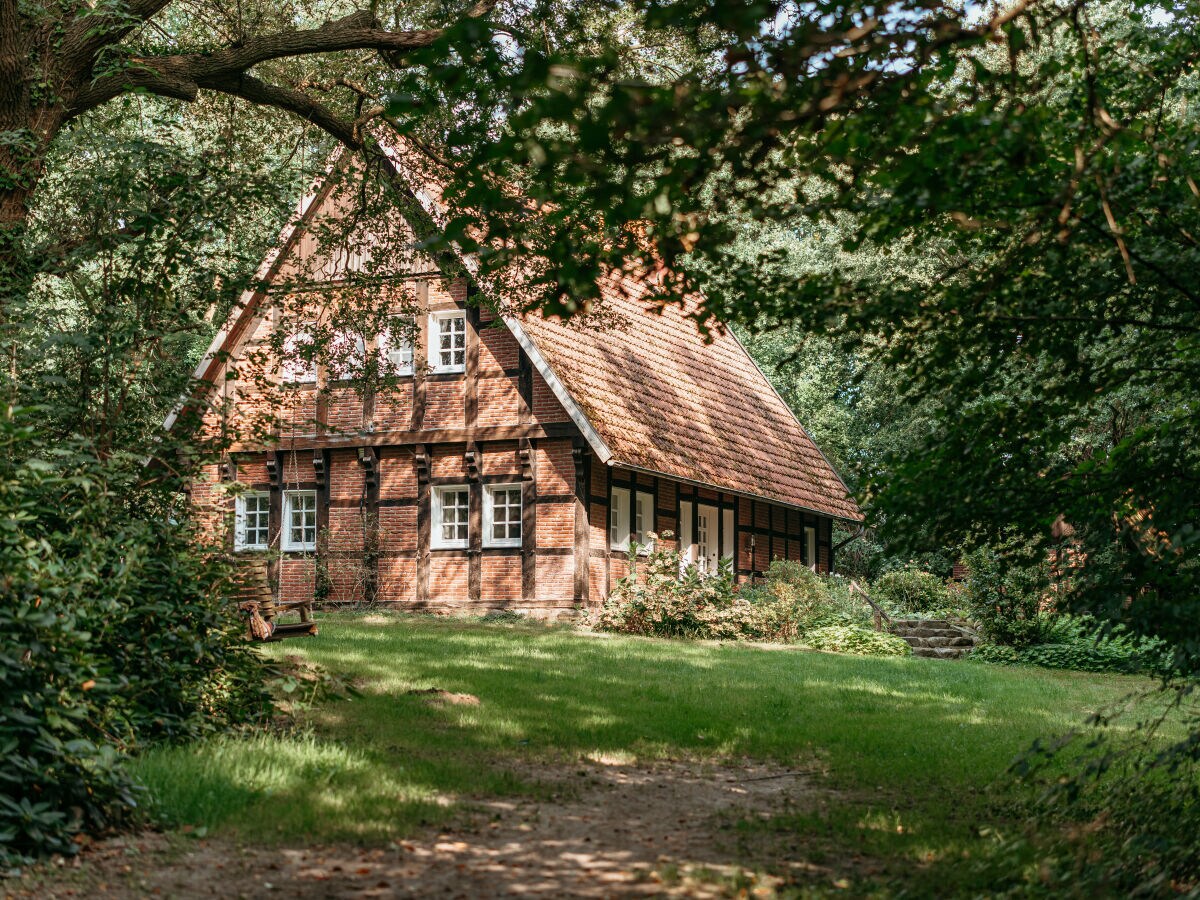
xmin=200 ymin=73 xmax=362 ymax=149
xmin=60 ymin=0 xmax=175 ymax=82
xmin=67 ymin=1 xmax=500 ymax=117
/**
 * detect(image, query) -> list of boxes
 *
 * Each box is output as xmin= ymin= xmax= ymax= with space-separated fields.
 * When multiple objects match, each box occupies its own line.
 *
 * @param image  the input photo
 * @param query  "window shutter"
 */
xmin=679 ymin=500 xmax=694 ymax=570
xmin=609 ymin=488 xmax=631 ymax=550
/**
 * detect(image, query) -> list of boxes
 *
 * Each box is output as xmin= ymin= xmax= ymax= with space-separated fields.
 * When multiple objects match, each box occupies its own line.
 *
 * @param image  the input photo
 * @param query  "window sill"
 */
xmin=235 ymin=545 xmax=269 ymax=553
xmin=483 ymin=541 xmax=522 ymax=550
xmin=428 ymin=366 xmax=466 ymax=376
xmin=431 ymin=543 xmax=469 ymax=551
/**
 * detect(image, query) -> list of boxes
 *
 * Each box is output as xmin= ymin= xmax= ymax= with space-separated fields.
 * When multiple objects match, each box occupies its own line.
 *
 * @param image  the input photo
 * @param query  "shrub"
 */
xmin=594 ymin=538 xmax=743 ymax=640
xmin=796 ymin=573 xmax=875 ymax=629
xmin=871 ymin=568 xmax=950 ymax=614
xmin=0 ymin=422 xmax=268 ymax=865
xmin=962 ymin=543 xmax=1050 ymax=647
xmin=970 ymin=616 xmax=1173 ymax=675
xmin=738 ymin=559 xmax=842 ymax=638
xmin=967 ymin=643 xmax=1025 ymax=666
xmin=982 ymin=682 xmax=1200 ymax=897
xmin=805 ymin=626 xmax=912 ymax=657
xmin=596 ymin=542 xmax=823 ymax=643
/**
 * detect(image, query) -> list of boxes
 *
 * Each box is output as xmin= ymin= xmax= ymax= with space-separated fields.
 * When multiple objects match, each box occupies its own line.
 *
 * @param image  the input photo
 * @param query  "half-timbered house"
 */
xmin=180 ymin=148 xmax=861 ymax=618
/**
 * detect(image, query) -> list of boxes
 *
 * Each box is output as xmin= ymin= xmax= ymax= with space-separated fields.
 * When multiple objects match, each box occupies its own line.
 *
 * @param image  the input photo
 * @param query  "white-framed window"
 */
xmin=610 ymin=486 xmax=631 ymax=551
xmin=235 ymin=492 xmax=270 ymax=551
xmin=634 ymin=491 xmax=655 ymax=551
xmin=722 ymin=507 xmax=735 ymax=561
xmin=805 ymin=526 xmax=818 ymax=572
xmin=484 ymin=484 xmax=522 ymax=548
xmin=432 ymin=485 xmax=470 ymax=549
xmin=281 ymin=327 xmax=317 ymax=384
xmin=282 ymin=490 xmax=317 ymax=551
xmin=380 ymin=316 xmax=414 ymax=376
xmin=428 ymin=310 xmax=466 ymax=373
xmin=328 ymin=328 xmax=365 ymax=380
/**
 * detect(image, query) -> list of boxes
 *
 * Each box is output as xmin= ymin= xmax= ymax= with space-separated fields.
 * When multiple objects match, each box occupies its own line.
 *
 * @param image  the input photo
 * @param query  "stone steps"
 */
xmin=888 ymin=618 xmax=978 ymax=660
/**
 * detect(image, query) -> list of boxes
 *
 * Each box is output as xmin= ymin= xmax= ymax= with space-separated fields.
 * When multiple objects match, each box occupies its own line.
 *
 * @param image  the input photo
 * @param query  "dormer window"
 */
xmin=380 ymin=316 xmax=415 ymax=376
xmin=428 ymin=310 xmax=466 ymax=373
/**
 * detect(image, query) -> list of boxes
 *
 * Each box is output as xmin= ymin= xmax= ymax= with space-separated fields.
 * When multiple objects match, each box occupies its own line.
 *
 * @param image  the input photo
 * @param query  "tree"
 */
xmin=405 ymin=0 xmax=1199 ymax=667
xmin=0 ymin=1 xmax=495 ymax=226
xmin=0 ymin=0 xmax=504 ymax=398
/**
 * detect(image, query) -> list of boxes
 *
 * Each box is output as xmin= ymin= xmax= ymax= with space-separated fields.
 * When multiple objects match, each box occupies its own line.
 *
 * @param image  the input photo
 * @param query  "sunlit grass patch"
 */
xmin=132 ymin=612 xmax=1168 ymax=858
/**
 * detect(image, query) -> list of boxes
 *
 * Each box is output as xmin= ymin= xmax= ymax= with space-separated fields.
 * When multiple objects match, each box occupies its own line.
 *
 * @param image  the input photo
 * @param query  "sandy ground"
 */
xmin=8 ymin=757 xmax=849 ymax=899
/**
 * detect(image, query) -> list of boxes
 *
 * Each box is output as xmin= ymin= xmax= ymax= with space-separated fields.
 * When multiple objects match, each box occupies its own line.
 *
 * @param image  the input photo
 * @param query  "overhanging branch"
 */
xmin=67 ymin=1 xmax=500 ymax=117
xmin=202 ymin=74 xmax=363 ymax=149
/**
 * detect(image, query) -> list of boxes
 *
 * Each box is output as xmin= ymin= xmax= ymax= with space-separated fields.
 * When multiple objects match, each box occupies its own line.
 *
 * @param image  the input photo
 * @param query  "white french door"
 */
xmin=696 ymin=504 xmax=719 ymax=573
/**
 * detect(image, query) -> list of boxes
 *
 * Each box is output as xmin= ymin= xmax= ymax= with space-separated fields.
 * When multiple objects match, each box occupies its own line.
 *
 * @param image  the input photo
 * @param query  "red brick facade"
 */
xmin=195 ymin=285 xmax=837 ymax=617
xmin=186 ymin=154 xmax=854 ymax=618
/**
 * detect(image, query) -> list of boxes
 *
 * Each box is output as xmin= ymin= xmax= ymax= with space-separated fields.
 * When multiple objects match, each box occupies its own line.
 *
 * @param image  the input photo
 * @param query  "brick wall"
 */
xmin=479 ymin=321 xmax=520 ymax=372
xmin=424 ymin=379 xmax=466 ymax=429
xmin=536 ymin=555 xmax=574 ymax=603
xmin=535 ymin=501 xmax=574 ymax=550
xmin=281 ymin=557 xmax=315 ymax=604
xmin=325 ymin=386 xmax=363 ymax=434
xmin=535 ymin=440 xmax=574 ymax=495
xmin=532 ymin=375 xmax=570 ymax=422
xmin=429 ymin=556 xmax=468 ymax=602
xmin=191 ymin=245 xmax=845 ymax=615
xmin=481 ymin=441 xmax=521 ymax=477
xmin=477 ymin=376 xmax=523 ymax=426
xmin=191 ymin=463 xmax=228 ymax=545
xmin=482 ymin=556 xmax=522 ymax=602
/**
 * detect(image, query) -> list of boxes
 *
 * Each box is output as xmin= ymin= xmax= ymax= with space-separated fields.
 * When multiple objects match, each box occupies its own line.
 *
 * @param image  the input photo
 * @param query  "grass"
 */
xmin=132 ymin=611 xmax=1170 ymax=889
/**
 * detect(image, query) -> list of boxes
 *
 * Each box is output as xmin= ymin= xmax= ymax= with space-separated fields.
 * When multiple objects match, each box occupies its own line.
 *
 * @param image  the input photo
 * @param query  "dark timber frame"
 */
xmin=220 ymin=283 xmax=845 ymax=616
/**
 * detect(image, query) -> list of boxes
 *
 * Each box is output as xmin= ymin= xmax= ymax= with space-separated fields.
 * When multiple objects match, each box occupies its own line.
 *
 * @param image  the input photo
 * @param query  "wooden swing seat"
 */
xmin=234 ymin=556 xmax=317 ymax=642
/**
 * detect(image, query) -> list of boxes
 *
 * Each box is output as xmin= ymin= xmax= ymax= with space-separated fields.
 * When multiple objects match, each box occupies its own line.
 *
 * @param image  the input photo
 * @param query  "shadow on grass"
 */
xmin=134 ymin=613 xmax=1161 ymax=869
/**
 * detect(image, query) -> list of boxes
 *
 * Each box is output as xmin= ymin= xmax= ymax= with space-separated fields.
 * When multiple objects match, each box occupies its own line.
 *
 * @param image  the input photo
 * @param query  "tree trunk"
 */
xmin=0 ymin=2 xmax=65 ymax=415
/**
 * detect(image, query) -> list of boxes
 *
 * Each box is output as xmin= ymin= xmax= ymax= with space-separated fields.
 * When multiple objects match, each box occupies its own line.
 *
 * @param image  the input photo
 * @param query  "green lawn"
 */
xmin=133 ymin=612 xmax=1165 ymax=891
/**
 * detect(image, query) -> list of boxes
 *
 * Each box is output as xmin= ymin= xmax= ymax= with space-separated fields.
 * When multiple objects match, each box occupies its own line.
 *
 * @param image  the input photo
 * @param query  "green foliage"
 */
xmin=594 ymin=539 xmax=758 ymax=641
xmin=396 ymin=0 xmax=1200 ymax=678
xmin=871 ymin=569 xmax=950 ymax=615
xmin=971 ymin=616 xmax=1172 ymax=677
xmin=804 ymin=626 xmax=912 ymax=658
xmin=962 ymin=544 xmax=1051 ymax=648
xmin=0 ymin=418 xmax=268 ymax=865
xmin=597 ymin=551 xmax=883 ymax=645
xmin=986 ymin=682 xmax=1200 ymax=898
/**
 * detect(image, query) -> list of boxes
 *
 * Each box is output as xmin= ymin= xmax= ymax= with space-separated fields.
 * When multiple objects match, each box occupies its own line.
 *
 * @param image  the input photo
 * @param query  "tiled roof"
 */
xmin=516 ymin=279 xmax=861 ymax=521
xmin=380 ymin=140 xmax=860 ymax=521
xmin=186 ymin=140 xmax=854 ymax=521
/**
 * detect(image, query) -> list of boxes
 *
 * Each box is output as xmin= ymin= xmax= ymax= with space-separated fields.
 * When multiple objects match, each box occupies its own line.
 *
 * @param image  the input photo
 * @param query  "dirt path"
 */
xmin=10 ymin=758 xmax=845 ymax=899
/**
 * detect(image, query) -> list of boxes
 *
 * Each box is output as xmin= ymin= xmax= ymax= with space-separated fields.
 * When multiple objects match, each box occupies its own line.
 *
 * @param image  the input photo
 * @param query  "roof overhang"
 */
xmin=612 ymin=461 xmax=863 ymax=523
